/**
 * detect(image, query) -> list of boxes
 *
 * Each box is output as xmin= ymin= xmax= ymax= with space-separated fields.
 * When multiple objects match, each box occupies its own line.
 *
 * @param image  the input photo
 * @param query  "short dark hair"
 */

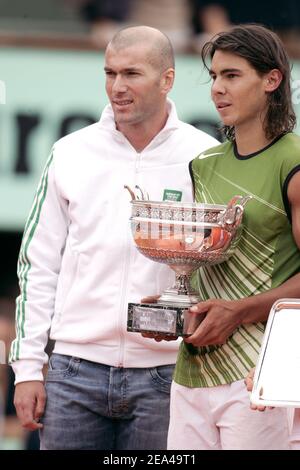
xmin=202 ymin=24 xmax=296 ymax=141
xmin=108 ymin=26 xmax=175 ymax=72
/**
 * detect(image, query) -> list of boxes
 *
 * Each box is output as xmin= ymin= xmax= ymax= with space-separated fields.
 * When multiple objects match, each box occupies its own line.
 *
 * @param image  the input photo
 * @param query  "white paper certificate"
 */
xmin=251 ymin=299 xmax=300 ymax=407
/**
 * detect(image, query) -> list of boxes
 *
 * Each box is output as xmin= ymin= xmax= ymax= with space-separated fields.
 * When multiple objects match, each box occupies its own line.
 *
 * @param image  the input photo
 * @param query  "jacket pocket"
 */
xmin=54 ymin=247 xmax=81 ymax=320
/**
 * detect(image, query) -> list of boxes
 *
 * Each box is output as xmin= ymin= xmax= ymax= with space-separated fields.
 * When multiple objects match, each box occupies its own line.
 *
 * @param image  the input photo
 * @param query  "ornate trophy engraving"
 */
xmin=125 ymin=186 xmax=251 ymax=336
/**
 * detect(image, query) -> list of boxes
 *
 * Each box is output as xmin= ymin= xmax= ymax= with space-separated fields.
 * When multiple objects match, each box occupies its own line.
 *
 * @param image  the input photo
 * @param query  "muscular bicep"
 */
xmin=287 ymin=170 xmax=300 ymax=249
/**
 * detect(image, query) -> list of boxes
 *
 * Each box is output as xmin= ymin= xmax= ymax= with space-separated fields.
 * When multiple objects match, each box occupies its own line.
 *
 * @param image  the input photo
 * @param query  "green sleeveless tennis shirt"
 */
xmin=174 ymin=133 xmax=300 ymax=387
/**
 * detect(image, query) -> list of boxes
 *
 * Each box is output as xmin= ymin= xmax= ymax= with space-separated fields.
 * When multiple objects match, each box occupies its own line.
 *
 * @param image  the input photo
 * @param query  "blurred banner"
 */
xmin=0 ymin=48 xmax=299 ymax=232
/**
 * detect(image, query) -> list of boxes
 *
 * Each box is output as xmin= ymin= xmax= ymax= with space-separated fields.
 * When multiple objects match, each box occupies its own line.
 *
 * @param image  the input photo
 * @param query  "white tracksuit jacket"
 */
xmin=10 ymin=100 xmax=218 ymax=384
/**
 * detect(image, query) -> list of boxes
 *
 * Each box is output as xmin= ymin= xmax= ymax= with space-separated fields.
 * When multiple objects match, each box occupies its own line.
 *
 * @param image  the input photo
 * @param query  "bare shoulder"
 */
xmin=288 ymin=170 xmax=300 ymax=205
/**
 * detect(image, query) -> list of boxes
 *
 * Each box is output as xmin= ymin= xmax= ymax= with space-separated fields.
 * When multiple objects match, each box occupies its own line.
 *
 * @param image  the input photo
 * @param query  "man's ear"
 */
xmin=265 ymin=69 xmax=283 ymax=93
xmin=161 ymin=68 xmax=175 ymax=94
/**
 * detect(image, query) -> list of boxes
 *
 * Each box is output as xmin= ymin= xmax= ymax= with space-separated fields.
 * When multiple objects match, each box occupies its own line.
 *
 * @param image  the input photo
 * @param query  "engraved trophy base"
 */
xmin=127 ymin=301 xmax=205 ymax=337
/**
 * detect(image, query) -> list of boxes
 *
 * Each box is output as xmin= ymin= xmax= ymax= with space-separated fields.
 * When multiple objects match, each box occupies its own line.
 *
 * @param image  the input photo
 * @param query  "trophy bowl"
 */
xmin=126 ymin=189 xmax=251 ymax=336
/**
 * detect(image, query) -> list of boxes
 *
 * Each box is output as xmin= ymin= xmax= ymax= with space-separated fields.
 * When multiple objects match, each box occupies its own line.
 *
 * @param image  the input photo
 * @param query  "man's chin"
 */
xmin=221 ymin=117 xmax=235 ymax=127
xmin=114 ymin=114 xmax=140 ymax=126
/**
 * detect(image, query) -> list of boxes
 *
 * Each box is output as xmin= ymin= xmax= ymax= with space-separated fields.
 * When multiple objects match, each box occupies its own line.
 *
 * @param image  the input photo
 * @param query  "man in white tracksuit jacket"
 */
xmin=10 ymin=26 xmax=218 ymax=450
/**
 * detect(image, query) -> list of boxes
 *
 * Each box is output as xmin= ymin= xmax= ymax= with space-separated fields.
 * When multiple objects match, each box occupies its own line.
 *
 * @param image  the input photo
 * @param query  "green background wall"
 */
xmin=0 ymin=48 xmax=300 ymax=231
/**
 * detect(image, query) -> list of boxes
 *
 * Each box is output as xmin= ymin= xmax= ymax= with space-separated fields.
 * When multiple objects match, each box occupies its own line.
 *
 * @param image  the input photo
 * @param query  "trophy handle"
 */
xmin=124 ymin=185 xmax=136 ymax=200
xmin=124 ymin=184 xmax=150 ymax=201
xmin=218 ymin=195 xmax=252 ymax=230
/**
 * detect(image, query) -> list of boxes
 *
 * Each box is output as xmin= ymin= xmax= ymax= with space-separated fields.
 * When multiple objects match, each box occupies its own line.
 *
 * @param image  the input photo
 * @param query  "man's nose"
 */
xmin=112 ymin=75 xmax=127 ymax=93
xmin=211 ymin=77 xmax=225 ymax=95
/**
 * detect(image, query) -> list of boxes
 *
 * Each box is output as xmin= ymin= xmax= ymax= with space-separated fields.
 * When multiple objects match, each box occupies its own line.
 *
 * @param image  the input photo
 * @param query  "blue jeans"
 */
xmin=40 ymin=353 xmax=174 ymax=450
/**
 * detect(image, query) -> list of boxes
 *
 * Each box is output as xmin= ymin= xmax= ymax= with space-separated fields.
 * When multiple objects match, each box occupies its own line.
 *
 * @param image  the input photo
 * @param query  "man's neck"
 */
xmin=118 ymin=110 xmax=169 ymax=152
xmin=234 ymin=121 xmax=272 ymax=156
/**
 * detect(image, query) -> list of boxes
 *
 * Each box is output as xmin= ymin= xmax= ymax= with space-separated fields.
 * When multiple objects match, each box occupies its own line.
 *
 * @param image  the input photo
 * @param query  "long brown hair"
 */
xmin=202 ymin=24 xmax=296 ymax=141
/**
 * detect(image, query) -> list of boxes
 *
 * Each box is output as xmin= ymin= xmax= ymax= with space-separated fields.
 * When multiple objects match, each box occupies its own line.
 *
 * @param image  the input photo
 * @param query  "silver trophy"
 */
xmin=126 ymin=186 xmax=251 ymax=336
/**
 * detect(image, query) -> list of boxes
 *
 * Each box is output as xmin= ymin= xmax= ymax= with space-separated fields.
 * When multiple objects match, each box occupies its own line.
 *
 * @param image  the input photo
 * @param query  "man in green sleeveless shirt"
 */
xmin=168 ymin=24 xmax=300 ymax=450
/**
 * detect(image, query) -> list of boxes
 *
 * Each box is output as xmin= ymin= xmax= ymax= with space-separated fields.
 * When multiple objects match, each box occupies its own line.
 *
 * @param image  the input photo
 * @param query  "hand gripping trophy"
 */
xmin=125 ymin=186 xmax=251 ymax=337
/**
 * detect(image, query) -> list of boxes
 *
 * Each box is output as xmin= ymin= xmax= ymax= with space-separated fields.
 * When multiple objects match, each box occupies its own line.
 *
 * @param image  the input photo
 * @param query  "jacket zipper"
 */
xmin=117 ymin=152 xmax=141 ymax=367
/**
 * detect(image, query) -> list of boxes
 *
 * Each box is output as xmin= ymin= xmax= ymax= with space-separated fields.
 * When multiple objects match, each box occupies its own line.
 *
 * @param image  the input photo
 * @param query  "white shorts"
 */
xmin=288 ymin=408 xmax=300 ymax=450
xmin=168 ymin=379 xmax=291 ymax=450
